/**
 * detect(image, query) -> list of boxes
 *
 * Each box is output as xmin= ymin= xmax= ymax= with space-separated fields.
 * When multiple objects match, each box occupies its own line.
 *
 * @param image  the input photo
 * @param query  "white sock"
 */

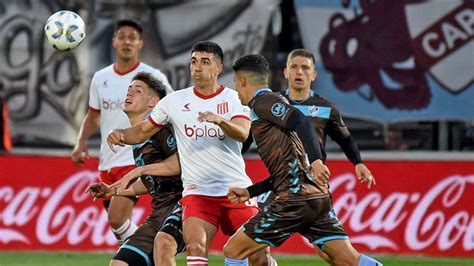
xmin=225 ymin=257 xmax=248 ymax=266
xmin=187 ymin=256 xmax=208 ymax=265
xmin=269 ymin=257 xmax=278 ymax=266
xmin=111 ymin=219 xmax=138 ymax=244
xmin=359 ymin=254 xmax=383 ymax=266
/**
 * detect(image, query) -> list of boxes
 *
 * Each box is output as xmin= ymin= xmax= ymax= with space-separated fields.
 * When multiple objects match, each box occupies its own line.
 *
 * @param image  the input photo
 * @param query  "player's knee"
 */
xmin=318 ymin=251 xmax=333 ymax=264
xmin=155 ymin=233 xmax=177 ymax=255
xmin=223 ymin=242 xmax=244 ymax=259
xmin=330 ymin=252 xmax=359 ymax=266
xmin=108 ymin=212 xmax=125 ymax=229
xmin=186 ymin=242 xmax=206 ymax=256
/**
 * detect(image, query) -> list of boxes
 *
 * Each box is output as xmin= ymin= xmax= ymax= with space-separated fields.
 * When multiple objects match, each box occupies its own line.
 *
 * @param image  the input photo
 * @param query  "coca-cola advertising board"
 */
xmin=1 ymin=155 xmax=473 ymax=257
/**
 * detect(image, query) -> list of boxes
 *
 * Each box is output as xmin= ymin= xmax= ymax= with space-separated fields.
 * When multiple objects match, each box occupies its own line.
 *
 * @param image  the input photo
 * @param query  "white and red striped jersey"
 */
xmin=149 ymin=85 xmax=252 ymax=197
xmin=89 ymin=62 xmax=172 ymax=171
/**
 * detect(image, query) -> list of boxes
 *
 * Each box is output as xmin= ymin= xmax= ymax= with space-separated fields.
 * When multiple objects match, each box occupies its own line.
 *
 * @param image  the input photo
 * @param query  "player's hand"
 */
xmin=71 ymin=142 xmax=89 ymax=166
xmin=111 ymin=167 xmax=142 ymax=192
xmin=197 ymin=111 xmax=222 ymax=125
xmin=355 ymin=163 xmax=376 ymax=188
xmin=311 ymin=159 xmax=331 ymax=184
xmin=227 ymin=187 xmax=250 ymax=204
xmin=107 ymin=129 xmax=126 ymax=153
xmin=85 ymin=182 xmax=115 ymax=200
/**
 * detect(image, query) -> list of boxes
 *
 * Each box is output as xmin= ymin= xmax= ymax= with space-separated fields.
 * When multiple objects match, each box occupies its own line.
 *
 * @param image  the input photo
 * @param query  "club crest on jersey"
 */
xmin=217 ymin=101 xmax=229 ymax=115
xmin=271 ymin=103 xmax=286 ymax=117
xmin=309 ymin=105 xmax=319 ymax=116
xmin=167 ymin=135 xmax=177 ymax=149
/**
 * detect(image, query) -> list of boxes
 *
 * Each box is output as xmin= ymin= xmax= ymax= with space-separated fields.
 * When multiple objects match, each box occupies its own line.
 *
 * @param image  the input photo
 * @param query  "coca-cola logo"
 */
xmin=297 ymin=173 xmax=474 ymax=252
xmin=0 ymin=170 xmax=147 ymax=247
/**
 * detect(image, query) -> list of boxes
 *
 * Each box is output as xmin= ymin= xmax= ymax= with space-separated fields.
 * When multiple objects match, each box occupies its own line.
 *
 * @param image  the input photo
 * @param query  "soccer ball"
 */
xmin=44 ymin=10 xmax=86 ymax=51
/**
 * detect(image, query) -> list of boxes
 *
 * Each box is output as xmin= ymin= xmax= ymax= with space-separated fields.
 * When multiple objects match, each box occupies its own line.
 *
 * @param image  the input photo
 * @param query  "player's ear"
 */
xmin=217 ymin=62 xmax=224 ymax=75
xmin=149 ymin=96 xmax=159 ymax=108
xmin=312 ymin=70 xmax=317 ymax=81
xmin=283 ymin=67 xmax=289 ymax=79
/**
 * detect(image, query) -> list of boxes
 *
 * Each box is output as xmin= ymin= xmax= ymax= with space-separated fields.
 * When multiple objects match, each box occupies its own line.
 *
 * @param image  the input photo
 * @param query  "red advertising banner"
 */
xmin=1 ymin=155 xmax=473 ymax=257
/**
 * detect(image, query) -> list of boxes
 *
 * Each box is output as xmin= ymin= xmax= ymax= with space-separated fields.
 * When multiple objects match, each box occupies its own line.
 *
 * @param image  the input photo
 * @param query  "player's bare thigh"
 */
xmin=223 ymin=229 xmax=268 ymax=259
xmin=322 ymin=239 xmax=360 ymax=266
xmin=183 ymin=217 xmax=218 ymax=256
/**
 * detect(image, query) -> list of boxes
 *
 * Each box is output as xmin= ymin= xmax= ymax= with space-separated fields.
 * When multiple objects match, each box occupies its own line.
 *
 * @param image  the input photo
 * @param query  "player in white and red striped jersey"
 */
xmin=106 ymin=41 xmax=275 ymax=266
xmin=71 ymin=19 xmax=172 ymax=245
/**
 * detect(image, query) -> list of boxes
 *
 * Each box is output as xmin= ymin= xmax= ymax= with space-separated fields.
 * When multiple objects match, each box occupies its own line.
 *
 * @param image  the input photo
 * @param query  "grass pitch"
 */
xmin=0 ymin=252 xmax=473 ymax=265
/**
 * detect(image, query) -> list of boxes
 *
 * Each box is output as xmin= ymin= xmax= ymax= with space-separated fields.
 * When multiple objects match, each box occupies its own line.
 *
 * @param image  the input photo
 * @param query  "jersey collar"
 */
xmin=253 ymin=87 xmax=272 ymax=98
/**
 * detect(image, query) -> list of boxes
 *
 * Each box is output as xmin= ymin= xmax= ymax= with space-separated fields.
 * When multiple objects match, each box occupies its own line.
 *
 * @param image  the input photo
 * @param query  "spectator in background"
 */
xmin=71 ymin=19 xmax=172 ymax=244
xmin=385 ymin=129 xmax=408 ymax=150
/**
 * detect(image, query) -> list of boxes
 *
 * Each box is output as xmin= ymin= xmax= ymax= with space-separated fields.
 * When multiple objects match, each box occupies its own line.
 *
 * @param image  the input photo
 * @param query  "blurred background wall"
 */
xmin=0 ymin=0 xmax=472 ymax=152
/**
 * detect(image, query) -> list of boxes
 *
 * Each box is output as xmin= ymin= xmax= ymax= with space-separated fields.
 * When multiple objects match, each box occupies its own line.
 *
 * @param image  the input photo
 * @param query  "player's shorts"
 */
xmin=113 ymin=202 xmax=185 ymax=266
xmin=180 ymin=195 xmax=259 ymax=236
xmin=99 ymin=164 xmax=136 ymax=185
xmin=243 ymin=195 xmax=348 ymax=249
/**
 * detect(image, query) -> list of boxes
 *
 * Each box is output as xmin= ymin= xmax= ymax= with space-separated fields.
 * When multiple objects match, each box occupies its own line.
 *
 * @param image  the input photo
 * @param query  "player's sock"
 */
xmin=269 ymin=256 xmax=278 ymax=266
xmin=112 ymin=219 xmax=138 ymax=244
xmin=187 ymin=256 xmax=208 ymax=265
xmin=224 ymin=257 xmax=248 ymax=266
xmin=359 ymin=254 xmax=383 ymax=266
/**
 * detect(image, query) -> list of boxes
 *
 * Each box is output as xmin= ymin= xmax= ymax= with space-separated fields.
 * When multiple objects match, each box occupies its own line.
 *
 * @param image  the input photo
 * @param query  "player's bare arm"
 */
xmin=113 ymin=154 xmax=181 ymax=191
xmin=85 ymin=182 xmax=115 ymax=199
xmin=107 ymin=119 xmax=160 ymax=152
xmin=355 ymin=163 xmax=376 ymax=188
xmin=197 ymin=111 xmax=250 ymax=142
xmin=115 ymin=178 xmax=148 ymax=196
xmin=71 ymin=110 xmax=100 ymax=166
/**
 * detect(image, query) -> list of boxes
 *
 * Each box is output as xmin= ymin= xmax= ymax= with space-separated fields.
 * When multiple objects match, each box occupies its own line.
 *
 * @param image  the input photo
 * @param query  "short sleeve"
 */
xmin=149 ymin=94 xmax=171 ymax=127
xmin=88 ymin=73 xmax=100 ymax=111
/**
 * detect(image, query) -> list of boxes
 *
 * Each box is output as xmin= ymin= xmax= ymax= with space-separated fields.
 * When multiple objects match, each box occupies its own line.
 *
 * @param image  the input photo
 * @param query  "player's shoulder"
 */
xmin=93 ymin=64 xmax=115 ymax=77
xmin=311 ymin=93 xmax=338 ymax=108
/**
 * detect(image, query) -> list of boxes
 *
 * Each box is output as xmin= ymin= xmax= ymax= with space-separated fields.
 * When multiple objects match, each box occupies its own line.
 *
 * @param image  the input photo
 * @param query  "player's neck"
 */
xmin=194 ymin=81 xmax=220 ymax=96
xmin=289 ymin=88 xmax=311 ymax=101
xmin=127 ymin=112 xmax=146 ymax=126
xmin=115 ymin=57 xmax=140 ymax=73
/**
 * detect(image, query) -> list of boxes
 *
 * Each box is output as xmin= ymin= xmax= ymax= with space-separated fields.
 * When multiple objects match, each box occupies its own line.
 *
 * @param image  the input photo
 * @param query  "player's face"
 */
xmin=124 ymin=80 xmax=156 ymax=114
xmin=113 ymin=26 xmax=144 ymax=61
xmin=190 ymin=52 xmax=223 ymax=88
xmin=284 ymin=56 xmax=317 ymax=92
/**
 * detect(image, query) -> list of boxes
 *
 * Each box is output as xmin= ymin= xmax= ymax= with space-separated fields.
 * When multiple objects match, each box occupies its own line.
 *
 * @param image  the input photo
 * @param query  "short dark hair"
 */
xmin=287 ymin=49 xmax=316 ymax=67
xmin=191 ymin=41 xmax=224 ymax=63
xmin=232 ymin=54 xmax=270 ymax=85
xmin=132 ymin=72 xmax=167 ymax=99
xmin=114 ymin=19 xmax=143 ymax=36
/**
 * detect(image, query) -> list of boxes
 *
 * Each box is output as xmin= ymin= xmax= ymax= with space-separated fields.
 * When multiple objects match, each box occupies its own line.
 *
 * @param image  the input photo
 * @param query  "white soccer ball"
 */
xmin=44 ymin=10 xmax=86 ymax=51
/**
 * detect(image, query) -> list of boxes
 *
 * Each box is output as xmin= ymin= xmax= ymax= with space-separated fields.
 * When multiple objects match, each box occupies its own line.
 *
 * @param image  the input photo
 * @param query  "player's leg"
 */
xmin=154 ymin=203 xmax=186 ymax=266
xmin=101 ymin=165 xmax=138 ymax=244
xmin=180 ymin=195 xmax=220 ymax=266
xmin=313 ymin=244 xmax=333 ymax=264
xmin=111 ymin=221 xmax=157 ymax=266
xmin=223 ymin=229 xmax=268 ymax=265
xmin=305 ymin=197 xmax=382 ymax=266
xmin=222 ymin=198 xmax=294 ymax=266
xmin=154 ymin=232 xmax=178 ymax=266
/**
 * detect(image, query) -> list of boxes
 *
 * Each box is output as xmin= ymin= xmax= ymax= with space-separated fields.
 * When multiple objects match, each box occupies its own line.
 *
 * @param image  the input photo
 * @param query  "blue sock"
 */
xmin=359 ymin=254 xmax=383 ymax=266
xmin=225 ymin=257 xmax=249 ymax=266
